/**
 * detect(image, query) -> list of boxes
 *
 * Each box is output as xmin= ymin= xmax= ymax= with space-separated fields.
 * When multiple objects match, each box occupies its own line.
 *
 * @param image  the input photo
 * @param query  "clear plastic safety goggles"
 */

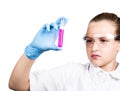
xmin=83 ymin=33 xmax=120 ymax=48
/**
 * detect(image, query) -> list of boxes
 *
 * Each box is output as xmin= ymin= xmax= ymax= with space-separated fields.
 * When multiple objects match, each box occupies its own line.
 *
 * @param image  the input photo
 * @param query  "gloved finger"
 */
xmin=41 ymin=23 xmax=58 ymax=33
xmin=41 ymin=17 xmax=68 ymax=32
xmin=41 ymin=23 xmax=50 ymax=32
xmin=47 ymin=17 xmax=68 ymax=32
xmin=55 ymin=17 xmax=68 ymax=28
xmin=48 ymin=23 xmax=59 ymax=31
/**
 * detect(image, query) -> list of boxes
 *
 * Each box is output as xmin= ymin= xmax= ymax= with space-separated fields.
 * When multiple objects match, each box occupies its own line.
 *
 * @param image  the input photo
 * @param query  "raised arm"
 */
xmin=9 ymin=54 xmax=34 ymax=91
xmin=9 ymin=17 xmax=68 ymax=91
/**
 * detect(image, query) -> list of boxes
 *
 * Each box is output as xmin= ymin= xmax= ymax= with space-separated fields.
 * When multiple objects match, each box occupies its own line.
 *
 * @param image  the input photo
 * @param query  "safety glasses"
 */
xmin=83 ymin=33 xmax=120 ymax=48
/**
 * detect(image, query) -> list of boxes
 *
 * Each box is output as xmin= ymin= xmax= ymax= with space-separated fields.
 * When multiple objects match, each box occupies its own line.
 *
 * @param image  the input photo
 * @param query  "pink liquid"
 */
xmin=58 ymin=29 xmax=64 ymax=47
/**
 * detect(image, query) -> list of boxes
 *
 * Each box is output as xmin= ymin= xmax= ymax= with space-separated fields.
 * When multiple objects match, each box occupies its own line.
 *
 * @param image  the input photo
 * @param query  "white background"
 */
xmin=0 ymin=0 xmax=120 ymax=90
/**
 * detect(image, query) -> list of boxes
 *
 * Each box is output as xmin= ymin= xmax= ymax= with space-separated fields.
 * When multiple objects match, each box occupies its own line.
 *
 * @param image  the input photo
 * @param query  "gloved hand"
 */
xmin=24 ymin=17 xmax=68 ymax=60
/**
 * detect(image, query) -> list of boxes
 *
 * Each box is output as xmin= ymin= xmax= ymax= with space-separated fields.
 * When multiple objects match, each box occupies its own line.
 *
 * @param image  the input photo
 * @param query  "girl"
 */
xmin=9 ymin=12 xmax=120 ymax=91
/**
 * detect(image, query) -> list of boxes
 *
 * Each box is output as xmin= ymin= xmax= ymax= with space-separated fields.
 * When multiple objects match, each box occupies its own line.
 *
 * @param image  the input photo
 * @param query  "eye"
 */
xmin=83 ymin=36 xmax=94 ymax=44
xmin=85 ymin=39 xmax=93 ymax=43
xmin=99 ymin=38 xmax=109 ymax=43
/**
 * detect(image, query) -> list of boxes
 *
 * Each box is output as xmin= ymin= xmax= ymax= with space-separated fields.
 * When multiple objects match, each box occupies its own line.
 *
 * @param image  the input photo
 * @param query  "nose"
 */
xmin=91 ymin=42 xmax=99 ymax=52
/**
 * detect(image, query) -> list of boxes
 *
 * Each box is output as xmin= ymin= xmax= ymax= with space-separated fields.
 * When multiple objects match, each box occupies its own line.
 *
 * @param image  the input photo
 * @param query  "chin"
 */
xmin=90 ymin=61 xmax=102 ymax=67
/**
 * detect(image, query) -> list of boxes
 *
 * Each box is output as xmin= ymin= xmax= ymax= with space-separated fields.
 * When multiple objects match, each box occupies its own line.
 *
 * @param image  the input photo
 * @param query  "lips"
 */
xmin=91 ymin=54 xmax=100 ymax=59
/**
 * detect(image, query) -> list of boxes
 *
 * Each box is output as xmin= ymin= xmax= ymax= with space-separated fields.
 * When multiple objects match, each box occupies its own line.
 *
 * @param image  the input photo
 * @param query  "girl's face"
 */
xmin=86 ymin=20 xmax=120 ymax=71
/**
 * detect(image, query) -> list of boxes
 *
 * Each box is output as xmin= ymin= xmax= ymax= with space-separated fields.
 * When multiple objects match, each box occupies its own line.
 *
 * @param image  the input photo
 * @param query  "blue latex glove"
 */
xmin=24 ymin=17 xmax=68 ymax=60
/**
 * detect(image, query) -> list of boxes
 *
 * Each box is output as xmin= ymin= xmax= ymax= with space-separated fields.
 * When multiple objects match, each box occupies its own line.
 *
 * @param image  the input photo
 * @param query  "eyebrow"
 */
xmin=83 ymin=36 xmax=91 ymax=40
xmin=83 ymin=36 xmax=108 ymax=40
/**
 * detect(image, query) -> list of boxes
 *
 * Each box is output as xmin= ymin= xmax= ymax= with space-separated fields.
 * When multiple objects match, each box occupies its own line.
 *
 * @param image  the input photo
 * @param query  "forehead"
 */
xmin=85 ymin=33 xmax=115 ymax=39
xmin=86 ymin=20 xmax=116 ymax=35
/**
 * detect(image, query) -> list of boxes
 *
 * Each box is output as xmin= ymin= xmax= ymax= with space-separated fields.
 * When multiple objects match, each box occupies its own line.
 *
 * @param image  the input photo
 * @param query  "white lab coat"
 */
xmin=30 ymin=63 xmax=120 ymax=91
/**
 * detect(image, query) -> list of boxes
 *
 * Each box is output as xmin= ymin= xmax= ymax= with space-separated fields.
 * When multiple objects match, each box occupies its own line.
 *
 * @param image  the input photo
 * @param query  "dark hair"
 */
xmin=89 ymin=12 xmax=120 ymax=40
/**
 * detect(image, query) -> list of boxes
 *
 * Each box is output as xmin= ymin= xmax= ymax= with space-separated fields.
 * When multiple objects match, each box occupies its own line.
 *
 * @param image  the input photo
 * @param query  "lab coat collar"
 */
xmin=88 ymin=63 xmax=120 ymax=80
xmin=109 ymin=63 xmax=120 ymax=80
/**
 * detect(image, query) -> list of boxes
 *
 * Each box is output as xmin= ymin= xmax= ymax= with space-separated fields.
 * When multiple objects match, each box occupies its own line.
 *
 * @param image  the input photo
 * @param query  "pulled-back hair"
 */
xmin=89 ymin=12 xmax=120 ymax=36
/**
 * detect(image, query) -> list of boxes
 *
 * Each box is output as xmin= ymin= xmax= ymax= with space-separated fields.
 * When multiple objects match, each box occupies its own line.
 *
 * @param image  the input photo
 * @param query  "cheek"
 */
xmin=86 ymin=46 xmax=118 ymax=58
xmin=102 ymin=47 xmax=118 ymax=58
xmin=86 ymin=46 xmax=118 ymax=67
xmin=86 ymin=48 xmax=91 ymax=57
